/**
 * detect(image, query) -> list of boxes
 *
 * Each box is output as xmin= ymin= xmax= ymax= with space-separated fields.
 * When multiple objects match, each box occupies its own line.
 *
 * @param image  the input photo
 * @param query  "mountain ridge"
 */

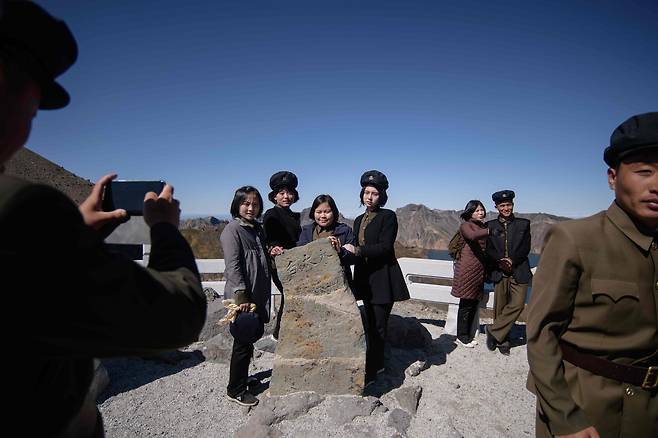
xmin=6 ymin=148 xmax=570 ymax=256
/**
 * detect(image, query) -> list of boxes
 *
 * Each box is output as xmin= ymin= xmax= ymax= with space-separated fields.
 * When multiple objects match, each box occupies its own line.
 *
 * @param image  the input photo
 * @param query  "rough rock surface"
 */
xmin=98 ymin=300 xmax=535 ymax=437
xmin=270 ymin=239 xmax=366 ymax=395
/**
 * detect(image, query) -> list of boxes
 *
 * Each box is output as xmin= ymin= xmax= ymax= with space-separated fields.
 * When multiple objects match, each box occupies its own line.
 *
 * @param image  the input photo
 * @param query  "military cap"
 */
xmin=603 ymin=112 xmax=658 ymax=167
xmin=268 ymin=171 xmax=299 ymax=203
xmin=360 ymin=170 xmax=389 ymax=191
xmin=0 ymin=1 xmax=78 ymax=109
xmin=269 ymin=171 xmax=298 ymax=191
xmin=492 ymin=190 xmax=515 ymax=204
xmin=229 ymin=312 xmax=264 ymax=345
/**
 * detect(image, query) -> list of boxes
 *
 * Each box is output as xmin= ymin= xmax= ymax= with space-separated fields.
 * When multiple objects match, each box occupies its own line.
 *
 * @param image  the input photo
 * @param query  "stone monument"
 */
xmin=270 ymin=239 xmax=366 ymax=395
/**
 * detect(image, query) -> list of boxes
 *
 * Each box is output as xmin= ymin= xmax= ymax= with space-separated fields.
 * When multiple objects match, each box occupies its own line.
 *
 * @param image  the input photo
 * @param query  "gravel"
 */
xmin=98 ymin=302 xmax=534 ymax=437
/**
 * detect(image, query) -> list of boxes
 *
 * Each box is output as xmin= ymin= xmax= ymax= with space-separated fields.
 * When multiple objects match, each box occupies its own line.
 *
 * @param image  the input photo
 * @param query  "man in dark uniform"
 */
xmin=527 ymin=112 xmax=658 ymax=438
xmin=485 ymin=190 xmax=532 ymax=355
xmin=1 ymin=2 xmax=206 ymax=436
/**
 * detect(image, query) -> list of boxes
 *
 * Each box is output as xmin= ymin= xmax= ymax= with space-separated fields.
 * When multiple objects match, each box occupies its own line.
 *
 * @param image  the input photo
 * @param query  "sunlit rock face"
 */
xmin=270 ymin=239 xmax=366 ymax=395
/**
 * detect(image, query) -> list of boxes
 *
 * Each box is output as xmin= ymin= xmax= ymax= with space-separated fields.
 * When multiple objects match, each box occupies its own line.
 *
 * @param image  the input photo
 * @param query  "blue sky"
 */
xmin=29 ymin=0 xmax=658 ymax=218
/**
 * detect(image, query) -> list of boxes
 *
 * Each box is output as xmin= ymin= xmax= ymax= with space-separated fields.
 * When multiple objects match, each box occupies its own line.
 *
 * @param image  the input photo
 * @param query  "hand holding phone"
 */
xmin=143 ymin=183 xmax=181 ymax=228
xmin=102 ymin=180 xmax=166 ymax=216
xmin=79 ymin=173 xmax=129 ymax=237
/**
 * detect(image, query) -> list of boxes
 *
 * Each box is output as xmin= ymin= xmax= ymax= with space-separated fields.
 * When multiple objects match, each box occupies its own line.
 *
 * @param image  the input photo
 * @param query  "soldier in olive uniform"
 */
xmin=485 ymin=190 xmax=532 ymax=355
xmin=527 ymin=112 xmax=658 ymax=438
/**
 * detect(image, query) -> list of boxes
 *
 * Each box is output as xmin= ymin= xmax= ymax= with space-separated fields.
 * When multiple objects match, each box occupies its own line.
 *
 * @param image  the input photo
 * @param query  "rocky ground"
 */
xmin=97 ymin=299 xmax=534 ymax=438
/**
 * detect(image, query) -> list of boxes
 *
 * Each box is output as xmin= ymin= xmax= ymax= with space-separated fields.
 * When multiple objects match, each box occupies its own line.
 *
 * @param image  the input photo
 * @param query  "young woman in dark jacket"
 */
xmin=262 ymin=171 xmax=301 ymax=339
xmin=350 ymin=170 xmax=410 ymax=385
xmin=297 ymin=194 xmax=356 ymax=289
xmin=450 ymin=200 xmax=489 ymax=348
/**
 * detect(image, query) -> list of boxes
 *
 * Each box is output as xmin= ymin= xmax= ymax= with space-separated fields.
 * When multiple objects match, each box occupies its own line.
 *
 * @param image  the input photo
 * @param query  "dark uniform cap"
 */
xmin=360 ymin=170 xmax=389 ymax=191
xmin=603 ymin=112 xmax=658 ymax=167
xmin=269 ymin=171 xmax=298 ymax=191
xmin=0 ymin=1 xmax=78 ymax=109
xmin=492 ymin=190 xmax=515 ymax=204
xmin=229 ymin=312 xmax=264 ymax=345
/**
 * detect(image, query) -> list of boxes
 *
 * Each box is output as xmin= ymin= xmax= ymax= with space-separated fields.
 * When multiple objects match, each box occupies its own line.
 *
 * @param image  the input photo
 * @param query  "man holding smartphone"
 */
xmin=1 ymin=2 xmax=206 ymax=437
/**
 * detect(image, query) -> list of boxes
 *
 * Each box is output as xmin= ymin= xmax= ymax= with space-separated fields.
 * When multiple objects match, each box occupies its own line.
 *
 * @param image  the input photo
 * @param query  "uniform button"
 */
xmin=652 ymin=242 xmax=658 ymax=251
xmin=655 ymin=281 xmax=658 ymax=290
xmin=626 ymin=387 xmax=635 ymax=396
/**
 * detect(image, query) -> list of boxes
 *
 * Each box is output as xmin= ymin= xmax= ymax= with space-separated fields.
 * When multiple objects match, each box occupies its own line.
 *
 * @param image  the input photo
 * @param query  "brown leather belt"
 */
xmin=559 ymin=341 xmax=657 ymax=390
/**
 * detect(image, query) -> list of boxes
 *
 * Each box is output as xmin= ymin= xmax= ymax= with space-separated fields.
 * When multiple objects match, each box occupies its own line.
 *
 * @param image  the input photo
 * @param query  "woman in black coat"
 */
xmin=350 ymin=170 xmax=410 ymax=385
xmin=262 ymin=171 xmax=301 ymax=339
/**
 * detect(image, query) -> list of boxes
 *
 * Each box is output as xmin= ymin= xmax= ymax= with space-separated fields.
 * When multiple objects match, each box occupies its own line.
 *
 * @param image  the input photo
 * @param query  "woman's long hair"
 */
xmin=460 ymin=200 xmax=486 ymax=221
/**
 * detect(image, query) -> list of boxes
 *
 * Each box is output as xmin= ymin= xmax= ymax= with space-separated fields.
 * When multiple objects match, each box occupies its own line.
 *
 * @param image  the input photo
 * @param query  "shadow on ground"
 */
xmin=364 ymin=315 xmax=458 ymax=397
xmin=249 ymin=369 xmax=273 ymax=396
xmin=98 ymin=350 xmax=205 ymax=403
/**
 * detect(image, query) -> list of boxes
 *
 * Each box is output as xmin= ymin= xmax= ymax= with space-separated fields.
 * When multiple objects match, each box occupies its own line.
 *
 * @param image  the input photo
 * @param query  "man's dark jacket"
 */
xmin=1 ymin=175 xmax=207 ymax=437
xmin=353 ymin=208 xmax=410 ymax=304
xmin=486 ymin=215 xmax=532 ymax=284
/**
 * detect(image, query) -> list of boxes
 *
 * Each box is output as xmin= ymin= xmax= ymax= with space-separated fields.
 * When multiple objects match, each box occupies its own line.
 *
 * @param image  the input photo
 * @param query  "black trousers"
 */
xmin=363 ymin=301 xmax=393 ymax=377
xmin=226 ymin=338 xmax=254 ymax=397
xmin=457 ymin=298 xmax=479 ymax=343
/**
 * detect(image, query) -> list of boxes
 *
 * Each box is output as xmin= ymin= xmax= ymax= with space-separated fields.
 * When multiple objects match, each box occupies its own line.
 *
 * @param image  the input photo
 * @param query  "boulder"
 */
xmin=324 ymin=395 xmax=381 ymax=425
xmin=270 ymin=239 xmax=366 ymax=395
xmin=386 ymin=315 xmax=433 ymax=350
xmin=381 ymin=386 xmax=423 ymax=415
xmin=387 ymin=408 xmax=412 ymax=434
xmin=247 ymin=392 xmax=325 ymax=427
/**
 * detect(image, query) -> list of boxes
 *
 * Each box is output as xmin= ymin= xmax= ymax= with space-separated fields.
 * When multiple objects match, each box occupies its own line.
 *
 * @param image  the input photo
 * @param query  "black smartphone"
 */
xmin=102 ymin=180 xmax=166 ymax=216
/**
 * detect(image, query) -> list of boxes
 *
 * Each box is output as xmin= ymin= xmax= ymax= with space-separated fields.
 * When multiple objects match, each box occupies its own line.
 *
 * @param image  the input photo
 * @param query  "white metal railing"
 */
xmin=186 ymin=257 xmax=495 ymax=308
xmin=139 ymin=244 xmax=535 ymax=310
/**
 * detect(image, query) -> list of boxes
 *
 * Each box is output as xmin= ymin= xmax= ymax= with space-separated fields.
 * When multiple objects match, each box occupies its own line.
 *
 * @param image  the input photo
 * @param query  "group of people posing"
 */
xmin=449 ymin=190 xmax=532 ymax=354
xmin=220 ymin=169 xmax=410 ymax=407
xmin=2 ymin=3 xmax=656 ymax=436
xmin=221 ymin=168 xmax=535 ymax=408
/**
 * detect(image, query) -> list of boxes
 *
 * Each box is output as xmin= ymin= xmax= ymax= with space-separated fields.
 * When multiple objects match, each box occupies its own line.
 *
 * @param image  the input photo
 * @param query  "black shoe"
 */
xmin=498 ymin=344 xmax=511 ymax=356
xmin=485 ymin=325 xmax=497 ymax=351
xmin=227 ymin=391 xmax=259 ymax=407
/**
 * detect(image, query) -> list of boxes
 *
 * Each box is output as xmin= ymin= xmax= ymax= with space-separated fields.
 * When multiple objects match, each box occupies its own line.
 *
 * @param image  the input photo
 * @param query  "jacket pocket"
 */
xmin=590 ymin=279 xmax=639 ymax=302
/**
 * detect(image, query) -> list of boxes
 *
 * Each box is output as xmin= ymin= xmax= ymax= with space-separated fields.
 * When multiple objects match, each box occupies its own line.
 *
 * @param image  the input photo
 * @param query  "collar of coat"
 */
xmin=274 ymin=205 xmax=299 ymax=218
xmin=607 ymin=201 xmax=653 ymax=251
xmin=236 ymin=217 xmax=257 ymax=228
xmin=497 ymin=213 xmax=515 ymax=224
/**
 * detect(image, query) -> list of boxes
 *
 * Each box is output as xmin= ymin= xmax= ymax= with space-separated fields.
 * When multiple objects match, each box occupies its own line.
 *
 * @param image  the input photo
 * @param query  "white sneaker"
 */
xmin=467 ymin=339 xmax=478 ymax=347
xmin=457 ymin=339 xmax=476 ymax=348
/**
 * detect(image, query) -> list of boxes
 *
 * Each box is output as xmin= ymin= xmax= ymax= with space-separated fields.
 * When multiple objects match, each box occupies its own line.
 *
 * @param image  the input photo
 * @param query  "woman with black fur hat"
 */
xmin=349 ymin=170 xmax=410 ymax=386
xmin=262 ymin=171 xmax=301 ymax=339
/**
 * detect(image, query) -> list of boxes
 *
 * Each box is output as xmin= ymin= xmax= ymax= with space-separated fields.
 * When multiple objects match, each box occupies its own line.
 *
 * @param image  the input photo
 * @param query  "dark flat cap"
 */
xmin=230 ymin=312 xmax=264 ymax=345
xmin=492 ymin=190 xmax=515 ymax=204
xmin=360 ymin=170 xmax=389 ymax=191
xmin=0 ymin=1 xmax=78 ymax=109
xmin=269 ymin=171 xmax=298 ymax=191
xmin=604 ymin=112 xmax=658 ymax=167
